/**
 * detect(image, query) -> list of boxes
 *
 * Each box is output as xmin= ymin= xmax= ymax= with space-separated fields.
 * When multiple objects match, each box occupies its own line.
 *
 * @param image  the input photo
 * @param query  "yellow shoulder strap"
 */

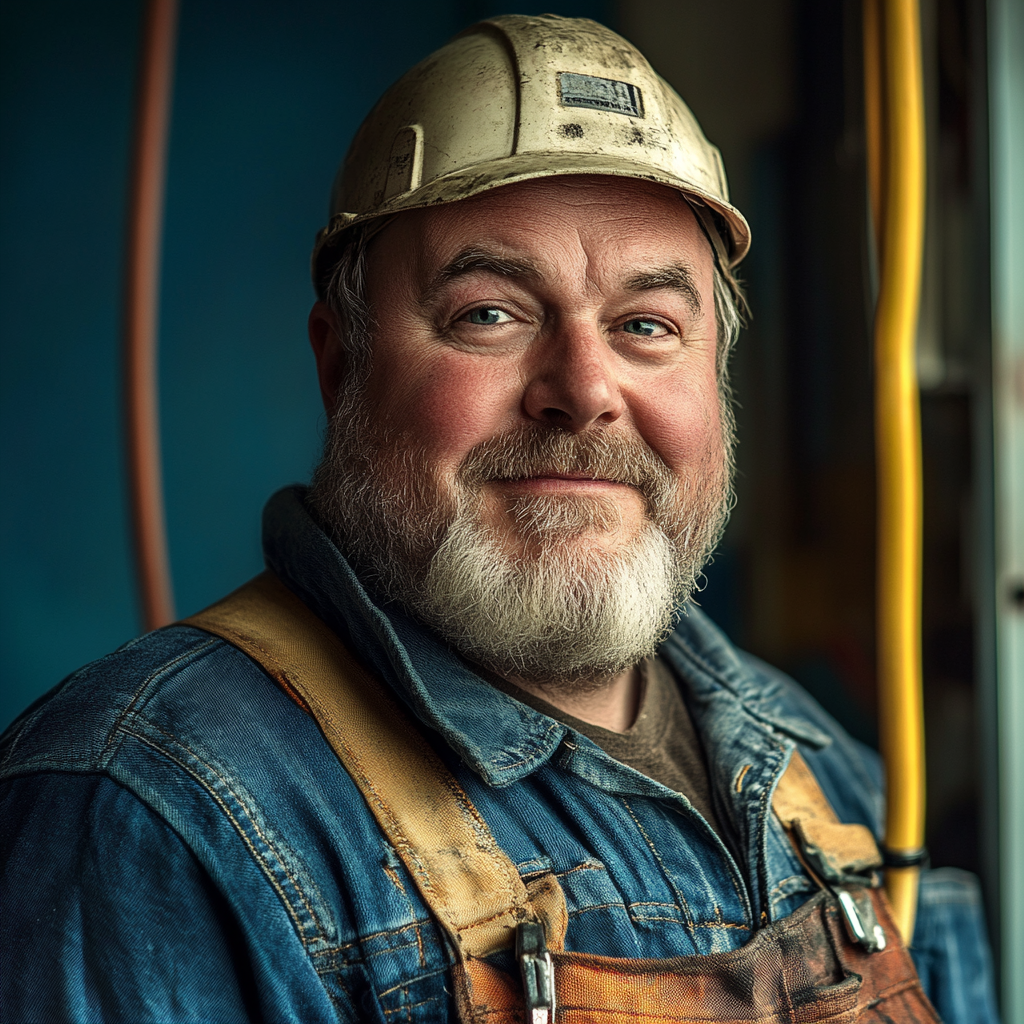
xmin=181 ymin=571 xmax=566 ymax=958
xmin=773 ymin=750 xmax=883 ymax=882
xmin=182 ymin=571 xmax=877 ymax=953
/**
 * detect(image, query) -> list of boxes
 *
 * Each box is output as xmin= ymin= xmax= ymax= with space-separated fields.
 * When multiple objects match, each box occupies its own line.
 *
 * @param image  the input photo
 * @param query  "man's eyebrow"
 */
xmin=623 ymin=264 xmax=703 ymax=316
xmin=423 ymin=247 xmax=542 ymax=302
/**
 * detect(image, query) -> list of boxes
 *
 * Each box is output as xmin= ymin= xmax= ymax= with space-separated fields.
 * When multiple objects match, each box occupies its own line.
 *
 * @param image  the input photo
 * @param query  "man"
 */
xmin=0 ymin=14 xmax=998 ymax=1023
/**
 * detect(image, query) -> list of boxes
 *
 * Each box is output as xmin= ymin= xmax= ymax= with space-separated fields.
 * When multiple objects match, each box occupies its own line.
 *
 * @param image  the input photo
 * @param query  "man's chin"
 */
xmin=487 ymin=524 xmax=645 ymax=562
xmin=396 ymin=508 xmax=690 ymax=689
xmin=479 ymin=491 xmax=646 ymax=554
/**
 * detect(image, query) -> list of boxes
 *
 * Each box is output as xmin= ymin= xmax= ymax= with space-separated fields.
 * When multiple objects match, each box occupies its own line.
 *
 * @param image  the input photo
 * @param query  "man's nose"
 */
xmin=521 ymin=321 xmax=626 ymax=431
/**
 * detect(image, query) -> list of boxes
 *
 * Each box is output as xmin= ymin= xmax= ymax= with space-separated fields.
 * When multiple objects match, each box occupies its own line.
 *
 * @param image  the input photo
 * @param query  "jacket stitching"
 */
xmin=98 ymin=640 xmax=218 ymax=769
xmin=315 ymin=931 xmax=431 ymax=966
xmin=554 ymin=861 xmax=606 ymax=879
xmin=382 ymin=997 xmax=440 ymax=1017
xmin=377 ymin=965 xmax=451 ymax=1000
xmin=382 ymin=863 xmax=428 ymax=968
xmin=486 ymin=720 xmax=562 ymax=771
xmin=716 ymin=829 xmax=753 ymax=917
xmin=755 ymin=744 xmax=789 ymax=922
xmin=628 ymin=900 xmax=690 ymax=909
xmin=119 ymin=724 xmax=324 ymax=946
xmin=310 ymin=920 xmax=436 ymax=960
xmin=565 ymin=901 xmax=747 ymax=929
xmin=136 ymin=718 xmax=327 ymax=935
xmin=619 ymin=798 xmax=696 ymax=932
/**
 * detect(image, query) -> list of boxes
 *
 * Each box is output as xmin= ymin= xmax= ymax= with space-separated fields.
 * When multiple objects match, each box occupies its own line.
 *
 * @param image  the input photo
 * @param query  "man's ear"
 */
xmin=308 ymin=301 xmax=345 ymax=414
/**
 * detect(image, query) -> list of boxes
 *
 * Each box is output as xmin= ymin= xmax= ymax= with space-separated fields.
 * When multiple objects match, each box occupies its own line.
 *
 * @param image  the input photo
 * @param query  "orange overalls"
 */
xmin=186 ymin=573 xmax=939 ymax=1023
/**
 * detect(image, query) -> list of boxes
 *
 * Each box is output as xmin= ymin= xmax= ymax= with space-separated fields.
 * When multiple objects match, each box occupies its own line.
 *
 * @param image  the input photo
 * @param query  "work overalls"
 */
xmin=187 ymin=573 xmax=939 ymax=1023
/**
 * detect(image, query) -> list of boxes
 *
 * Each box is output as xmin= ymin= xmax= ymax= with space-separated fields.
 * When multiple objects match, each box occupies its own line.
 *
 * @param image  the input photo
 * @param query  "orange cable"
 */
xmin=124 ymin=0 xmax=179 ymax=630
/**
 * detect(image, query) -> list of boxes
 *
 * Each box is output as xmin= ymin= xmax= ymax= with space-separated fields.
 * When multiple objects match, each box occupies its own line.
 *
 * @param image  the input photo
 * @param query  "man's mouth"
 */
xmin=492 ymin=472 xmax=634 ymax=493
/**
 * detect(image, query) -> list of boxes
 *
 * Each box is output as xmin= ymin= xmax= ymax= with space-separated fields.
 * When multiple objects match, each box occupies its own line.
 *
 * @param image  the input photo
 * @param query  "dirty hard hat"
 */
xmin=311 ymin=14 xmax=751 ymax=298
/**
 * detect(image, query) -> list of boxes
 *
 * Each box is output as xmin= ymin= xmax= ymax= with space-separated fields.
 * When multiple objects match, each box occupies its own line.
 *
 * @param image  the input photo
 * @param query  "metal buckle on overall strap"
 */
xmin=516 ymin=921 xmax=556 ymax=1024
xmin=836 ymin=889 xmax=887 ymax=953
xmin=772 ymin=750 xmax=890 ymax=954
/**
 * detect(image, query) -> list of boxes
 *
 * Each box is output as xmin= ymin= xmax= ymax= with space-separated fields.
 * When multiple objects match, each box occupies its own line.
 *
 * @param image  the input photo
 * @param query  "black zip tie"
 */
xmin=880 ymin=845 xmax=930 ymax=869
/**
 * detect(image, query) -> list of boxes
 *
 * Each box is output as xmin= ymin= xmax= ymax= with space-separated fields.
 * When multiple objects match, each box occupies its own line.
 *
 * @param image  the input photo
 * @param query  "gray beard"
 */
xmin=309 ymin=398 xmax=732 ymax=691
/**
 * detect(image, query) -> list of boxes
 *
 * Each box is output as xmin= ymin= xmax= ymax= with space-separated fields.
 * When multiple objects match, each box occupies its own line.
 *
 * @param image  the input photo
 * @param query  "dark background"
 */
xmin=0 ymin=0 xmax=992 ymax=931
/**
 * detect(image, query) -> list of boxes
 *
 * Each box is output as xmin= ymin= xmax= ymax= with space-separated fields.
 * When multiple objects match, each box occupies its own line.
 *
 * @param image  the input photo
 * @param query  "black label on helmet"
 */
xmin=558 ymin=73 xmax=644 ymax=118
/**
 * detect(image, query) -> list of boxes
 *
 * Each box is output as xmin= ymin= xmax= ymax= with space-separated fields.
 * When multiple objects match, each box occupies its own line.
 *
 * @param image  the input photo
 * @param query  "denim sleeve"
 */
xmin=0 ymin=772 xmax=347 ymax=1024
xmin=911 ymin=867 xmax=1001 ymax=1024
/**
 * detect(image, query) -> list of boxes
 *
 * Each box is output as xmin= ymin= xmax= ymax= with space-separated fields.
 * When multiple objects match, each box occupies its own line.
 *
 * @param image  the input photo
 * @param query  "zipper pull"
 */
xmin=516 ymin=921 xmax=556 ymax=1024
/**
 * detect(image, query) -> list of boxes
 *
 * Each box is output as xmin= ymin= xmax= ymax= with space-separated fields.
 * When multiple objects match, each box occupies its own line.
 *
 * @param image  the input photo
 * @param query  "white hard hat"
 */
xmin=312 ymin=14 xmax=750 ymax=296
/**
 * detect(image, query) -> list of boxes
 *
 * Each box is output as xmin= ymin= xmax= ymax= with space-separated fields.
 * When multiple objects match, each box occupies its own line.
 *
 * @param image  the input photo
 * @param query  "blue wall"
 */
xmin=0 ymin=0 xmax=607 ymax=728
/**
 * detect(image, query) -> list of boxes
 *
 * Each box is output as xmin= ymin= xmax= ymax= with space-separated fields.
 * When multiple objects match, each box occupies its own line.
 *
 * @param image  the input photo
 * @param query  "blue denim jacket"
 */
xmin=1 ymin=487 xmax=998 ymax=1023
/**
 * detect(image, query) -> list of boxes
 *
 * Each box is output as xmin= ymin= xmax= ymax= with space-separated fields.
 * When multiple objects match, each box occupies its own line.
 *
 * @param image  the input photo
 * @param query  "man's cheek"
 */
xmin=635 ymin=392 xmax=723 ymax=472
xmin=397 ymin=361 xmax=521 ymax=459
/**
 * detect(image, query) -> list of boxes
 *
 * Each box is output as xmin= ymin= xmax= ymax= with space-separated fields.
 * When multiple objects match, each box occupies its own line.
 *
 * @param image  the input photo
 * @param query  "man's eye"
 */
xmin=621 ymin=318 xmax=669 ymax=338
xmin=464 ymin=307 xmax=513 ymax=326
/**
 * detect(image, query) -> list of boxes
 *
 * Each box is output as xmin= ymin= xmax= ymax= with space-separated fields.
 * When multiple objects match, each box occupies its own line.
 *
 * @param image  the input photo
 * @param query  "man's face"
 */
xmin=310 ymin=175 xmax=731 ymax=687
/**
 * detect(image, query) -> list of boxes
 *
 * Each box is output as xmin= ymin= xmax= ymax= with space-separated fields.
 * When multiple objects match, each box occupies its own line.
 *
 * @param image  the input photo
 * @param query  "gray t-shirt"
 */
xmin=491 ymin=658 xmax=721 ymax=836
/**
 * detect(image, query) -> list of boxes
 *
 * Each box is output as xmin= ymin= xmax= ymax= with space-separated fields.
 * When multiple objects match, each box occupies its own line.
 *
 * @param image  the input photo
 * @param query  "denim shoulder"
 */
xmin=0 ymin=625 xmax=362 ymax=1023
xmin=0 ymin=624 xmax=349 ymax=843
xmin=1 ymin=624 xmax=305 ymax=775
xmin=0 ymin=626 xmax=227 ymax=777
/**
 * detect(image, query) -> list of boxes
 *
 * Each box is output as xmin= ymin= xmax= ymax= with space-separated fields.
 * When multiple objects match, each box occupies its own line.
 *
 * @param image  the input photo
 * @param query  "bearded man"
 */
xmin=0 ymin=15 xmax=997 ymax=1024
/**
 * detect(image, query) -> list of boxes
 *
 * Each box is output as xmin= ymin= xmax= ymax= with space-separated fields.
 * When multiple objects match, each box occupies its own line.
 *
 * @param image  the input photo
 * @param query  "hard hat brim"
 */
xmin=311 ymin=153 xmax=750 ymax=298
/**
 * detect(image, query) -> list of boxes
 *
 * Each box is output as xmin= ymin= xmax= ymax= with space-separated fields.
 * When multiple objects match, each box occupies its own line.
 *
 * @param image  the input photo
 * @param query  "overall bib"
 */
xmin=185 ymin=573 xmax=940 ymax=1023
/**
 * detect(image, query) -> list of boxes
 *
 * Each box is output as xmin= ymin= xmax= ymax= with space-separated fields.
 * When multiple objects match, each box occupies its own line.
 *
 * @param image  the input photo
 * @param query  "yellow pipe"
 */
xmin=871 ymin=0 xmax=927 ymax=944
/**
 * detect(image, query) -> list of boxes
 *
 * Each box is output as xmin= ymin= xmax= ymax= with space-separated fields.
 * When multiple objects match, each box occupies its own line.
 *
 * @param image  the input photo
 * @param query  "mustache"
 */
xmin=457 ymin=426 xmax=678 ymax=505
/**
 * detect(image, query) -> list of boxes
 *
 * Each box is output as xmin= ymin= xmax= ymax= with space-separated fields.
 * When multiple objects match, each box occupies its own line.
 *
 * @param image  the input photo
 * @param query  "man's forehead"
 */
xmin=381 ymin=175 xmax=711 ymax=292
xmin=420 ymin=245 xmax=706 ymax=317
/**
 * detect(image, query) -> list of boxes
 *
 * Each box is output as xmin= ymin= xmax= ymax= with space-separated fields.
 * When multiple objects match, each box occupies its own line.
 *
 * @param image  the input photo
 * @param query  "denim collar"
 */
xmin=262 ymin=486 xmax=829 ymax=794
